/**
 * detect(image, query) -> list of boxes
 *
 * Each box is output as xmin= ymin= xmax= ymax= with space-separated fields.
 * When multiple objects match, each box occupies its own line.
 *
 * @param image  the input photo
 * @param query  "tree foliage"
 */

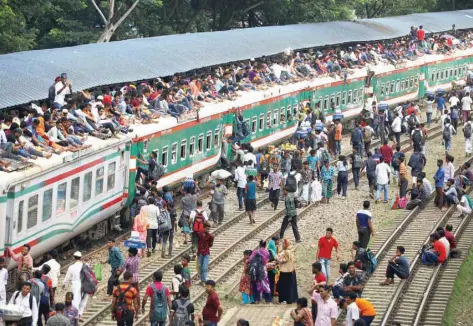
xmin=0 ymin=0 xmax=462 ymax=54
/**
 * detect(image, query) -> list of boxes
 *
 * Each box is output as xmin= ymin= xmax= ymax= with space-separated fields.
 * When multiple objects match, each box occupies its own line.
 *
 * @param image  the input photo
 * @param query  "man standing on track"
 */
xmin=433 ymin=159 xmax=445 ymax=210
xmin=104 ymin=238 xmax=125 ymax=296
xmin=234 ymin=161 xmax=247 ymax=210
xmin=356 ymin=201 xmax=375 ymax=249
xmin=210 ymin=178 xmax=227 ymax=225
xmin=268 ymin=164 xmax=283 ymax=210
xmin=63 ymin=252 xmax=89 ymax=319
xmin=316 ymin=228 xmax=339 ymax=281
xmin=279 ymin=188 xmax=301 ymax=243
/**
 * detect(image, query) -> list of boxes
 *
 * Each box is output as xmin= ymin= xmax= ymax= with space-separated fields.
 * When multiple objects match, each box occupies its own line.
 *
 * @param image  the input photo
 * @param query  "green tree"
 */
xmin=0 ymin=0 xmax=37 ymax=53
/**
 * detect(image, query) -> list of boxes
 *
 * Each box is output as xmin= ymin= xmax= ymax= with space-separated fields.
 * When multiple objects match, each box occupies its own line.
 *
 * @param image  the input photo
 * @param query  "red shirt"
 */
xmin=379 ymin=145 xmax=393 ymax=164
xmin=197 ymin=232 xmax=214 ymax=256
xmin=314 ymin=272 xmax=327 ymax=284
xmin=202 ymin=290 xmax=220 ymax=322
xmin=145 ymin=281 xmax=170 ymax=298
xmin=434 ymin=241 xmax=447 ymax=263
xmin=417 ymin=29 xmax=425 ymax=41
xmin=445 ymin=231 xmax=456 ymax=249
xmin=407 ymin=106 xmax=417 ymax=116
xmin=317 ymin=236 xmax=338 ymax=260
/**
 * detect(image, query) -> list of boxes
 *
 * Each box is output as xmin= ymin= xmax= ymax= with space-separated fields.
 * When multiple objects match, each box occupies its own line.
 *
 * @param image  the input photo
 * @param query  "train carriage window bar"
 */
xmin=27 ymin=195 xmax=38 ymax=229
xmin=259 ymin=114 xmax=264 ymax=131
xmin=266 ymin=111 xmax=271 ymax=129
xmin=390 ymin=81 xmax=395 ymax=93
xmin=324 ymin=96 xmax=329 ymax=109
xmin=17 ymin=200 xmax=24 ymax=234
xmin=71 ymin=177 xmax=80 ymax=209
xmin=385 ymin=82 xmax=390 ymax=95
xmin=342 ymin=91 xmax=347 ymax=105
xmin=336 ymin=93 xmax=340 ymax=107
xmin=56 ymin=182 xmax=67 ymax=215
xmin=189 ymin=137 xmax=195 ymax=157
xmin=42 ymin=189 xmax=53 ymax=222
xmin=83 ymin=172 xmax=92 ymax=202
xmin=214 ymin=129 xmax=220 ymax=148
xmin=401 ymin=79 xmax=405 ymax=91
xmin=95 ymin=167 xmax=104 ymax=196
xmin=205 ymin=131 xmax=212 ymax=151
xmin=180 ymin=140 xmax=187 ymax=160
xmin=353 ymin=89 xmax=358 ymax=103
xmin=197 ymin=135 xmax=203 ymax=153
xmin=347 ymin=91 xmax=352 ymax=103
xmin=280 ymin=108 xmax=285 ymax=124
xmin=395 ymin=80 xmax=400 ymax=93
xmin=273 ymin=109 xmax=278 ymax=126
xmin=162 ymin=146 xmax=169 ymax=165
xmin=251 ymin=117 xmax=257 ymax=133
xmin=171 ymin=143 xmax=178 ymax=164
xmin=107 ymin=162 xmax=116 ymax=191
xmin=359 ymin=87 xmax=363 ymax=102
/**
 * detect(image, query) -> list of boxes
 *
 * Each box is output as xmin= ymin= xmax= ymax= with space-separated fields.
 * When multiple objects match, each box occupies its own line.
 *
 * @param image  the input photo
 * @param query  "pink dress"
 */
xmin=132 ymin=207 xmax=148 ymax=242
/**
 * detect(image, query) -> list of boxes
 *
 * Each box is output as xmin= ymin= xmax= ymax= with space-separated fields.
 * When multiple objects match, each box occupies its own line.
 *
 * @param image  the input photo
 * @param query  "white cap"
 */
xmin=73 ymin=251 xmax=82 ymax=258
xmin=96 ymin=95 xmax=104 ymax=101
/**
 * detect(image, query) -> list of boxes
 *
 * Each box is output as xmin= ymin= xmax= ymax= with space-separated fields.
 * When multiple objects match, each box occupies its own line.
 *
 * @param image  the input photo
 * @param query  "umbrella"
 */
xmin=211 ymin=169 xmax=232 ymax=180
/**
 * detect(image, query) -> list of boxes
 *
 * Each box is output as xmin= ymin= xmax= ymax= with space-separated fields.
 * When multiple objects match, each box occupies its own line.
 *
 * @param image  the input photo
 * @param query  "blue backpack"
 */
xmin=150 ymin=284 xmax=168 ymax=322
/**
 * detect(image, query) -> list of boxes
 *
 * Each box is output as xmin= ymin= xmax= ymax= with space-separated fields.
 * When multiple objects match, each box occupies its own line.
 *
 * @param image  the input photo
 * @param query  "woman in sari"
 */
xmin=132 ymin=206 xmax=149 ymax=257
xmin=276 ymin=238 xmax=299 ymax=304
xmin=248 ymin=240 xmax=272 ymax=303
xmin=239 ymin=250 xmax=253 ymax=304
xmin=267 ymin=236 xmax=280 ymax=300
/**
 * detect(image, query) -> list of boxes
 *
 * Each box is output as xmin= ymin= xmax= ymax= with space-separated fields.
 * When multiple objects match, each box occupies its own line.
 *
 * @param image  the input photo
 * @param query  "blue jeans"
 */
xmin=332 ymin=285 xmax=345 ymax=299
xmin=334 ymin=140 xmax=341 ymax=156
xmin=376 ymin=183 xmax=389 ymax=202
xmin=198 ymin=254 xmax=210 ymax=282
xmin=445 ymin=139 xmax=451 ymax=152
xmin=237 ymin=187 xmax=245 ymax=208
xmin=352 ymin=142 xmax=363 ymax=158
xmin=319 ymin=258 xmax=331 ymax=281
xmin=352 ymin=168 xmax=360 ymax=188
xmin=427 ymin=112 xmax=432 ymax=124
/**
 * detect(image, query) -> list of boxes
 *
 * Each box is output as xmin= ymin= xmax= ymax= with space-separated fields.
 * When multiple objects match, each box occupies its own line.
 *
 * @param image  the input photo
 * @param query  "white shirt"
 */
xmin=189 ymin=209 xmax=208 ymax=223
xmin=460 ymin=195 xmax=472 ymax=213
xmin=234 ymin=166 xmax=247 ymax=188
xmin=423 ymin=178 xmax=433 ymax=195
xmin=462 ymin=96 xmax=472 ymax=111
xmin=143 ymin=204 xmax=160 ymax=229
xmin=244 ymin=153 xmax=257 ymax=168
xmin=0 ymin=267 xmax=8 ymax=290
xmin=425 ymin=100 xmax=434 ymax=113
xmin=54 ymin=82 xmax=71 ymax=105
xmin=9 ymin=292 xmax=38 ymax=326
xmin=444 ymin=162 xmax=455 ymax=183
xmin=376 ymin=162 xmax=391 ymax=185
xmin=0 ymin=129 xmax=8 ymax=144
xmin=449 ymin=96 xmax=460 ymax=107
xmin=346 ymin=301 xmax=360 ymax=326
xmin=439 ymin=237 xmax=450 ymax=258
xmin=391 ymin=116 xmax=402 ymax=133
xmin=36 ymin=259 xmax=61 ymax=288
xmin=63 ymin=261 xmax=83 ymax=285
xmin=270 ymin=64 xmax=283 ymax=79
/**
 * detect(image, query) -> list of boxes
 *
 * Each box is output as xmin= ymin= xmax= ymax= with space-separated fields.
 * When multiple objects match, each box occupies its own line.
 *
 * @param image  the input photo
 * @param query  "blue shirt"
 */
xmin=434 ymin=167 xmax=445 ymax=188
xmin=308 ymin=156 xmax=318 ymax=171
xmin=246 ymin=181 xmax=257 ymax=199
xmin=356 ymin=209 xmax=372 ymax=228
xmin=437 ymin=97 xmax=445 ymax=110
xmin=108 ymin=246 xmax=125 ymax=269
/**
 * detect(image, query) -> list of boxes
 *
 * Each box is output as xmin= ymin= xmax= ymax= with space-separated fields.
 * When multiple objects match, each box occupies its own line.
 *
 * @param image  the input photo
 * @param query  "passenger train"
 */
xmin=1 ymin=44 xmax=473 ymax=269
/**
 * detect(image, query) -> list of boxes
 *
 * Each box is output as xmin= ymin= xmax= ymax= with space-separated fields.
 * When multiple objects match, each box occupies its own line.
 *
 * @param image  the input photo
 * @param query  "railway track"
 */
xmin=64 ymin=125 xmax=442 ymax=325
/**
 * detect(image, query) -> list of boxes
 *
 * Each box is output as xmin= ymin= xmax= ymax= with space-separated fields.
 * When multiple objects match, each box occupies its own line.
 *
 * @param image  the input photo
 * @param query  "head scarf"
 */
xmin=267 ymin=239 xmax=278 ymax=260
xmin=133 ymin=206 xmax=149 ymax=233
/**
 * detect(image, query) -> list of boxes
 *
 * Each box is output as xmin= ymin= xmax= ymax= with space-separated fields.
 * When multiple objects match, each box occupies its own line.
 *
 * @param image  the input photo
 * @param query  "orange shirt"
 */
xmin=399 ymin=162 xmax=407 ymax=179
xmin=113 ymin=283 xmax=139 ymax=311
xmin=334 ymin=124 xmax=343 ymax=141
xmin=356 ymin=298 xmax=376 ymax=316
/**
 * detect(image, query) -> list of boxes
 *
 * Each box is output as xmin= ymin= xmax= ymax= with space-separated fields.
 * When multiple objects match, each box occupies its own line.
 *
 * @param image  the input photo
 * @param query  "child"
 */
xmin=181 ymin=254 xmax=192 ymax=290
xmin=163 ymin=185 xmax=174 ymax=206
xmin=171 ymin=264 xmax=184 ymax=301
xmin=239 ymin=250 xmax=254 ymax=304
xmin=189 ymin=200 xmax=208 ymax=259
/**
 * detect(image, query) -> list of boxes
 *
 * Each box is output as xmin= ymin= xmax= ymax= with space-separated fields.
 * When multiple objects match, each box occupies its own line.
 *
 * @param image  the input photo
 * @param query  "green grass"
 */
xmin=444 ymin=246 xmax=473 ymax=326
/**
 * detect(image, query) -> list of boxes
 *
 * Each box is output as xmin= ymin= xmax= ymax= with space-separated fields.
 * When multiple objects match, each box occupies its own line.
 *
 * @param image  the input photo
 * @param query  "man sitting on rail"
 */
xmin=379 ymin=246 xmax=410 ymax=286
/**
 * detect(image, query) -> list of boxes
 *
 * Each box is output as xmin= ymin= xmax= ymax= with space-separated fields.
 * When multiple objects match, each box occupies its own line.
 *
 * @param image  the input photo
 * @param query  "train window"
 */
xmin=180 ymin=140 xmax=187 ymax=160
xmin=27 ymin=195 xmax=38 ymax=229
xmin=162 ymin=146 xmax=169 ymax=165
xmin=206 ymin=131 xmax=212 ymax=151
xmin=385 ymin=82 xmax=390 ymax=95
xmin=286 ymin=106 xmax=291 ymax=121
xmin=400 ymin=79 xmax=405 ymax=91
xmin=197 ymin=135 xmax=203 ymax=153
xmin=107 ymin=162 xmax=116 ymax=191
xmin=324 ymin=96 xmax=329 ymax=109
xmin=17 ymin=200 xmax=24 ymax=233
xmin=396 ymin=80 xmax=400 ymax=93
xmin=57 ymin=182 xmax=67 ymax=215
xmin=353 ymin=90 xmax=358 ymax=103
xmin=347 ymin=91 xmax=352 ymax=103
xmin=390 ymin=81 xmax=395 ymax=93
xmin=214 ymin=129 xmax=220 ymax=148
xmin=251 ymin=117 xmax=257 ymax=133
xmin=259 ymin=114 xmax=264 ymax=130
xmin=280 ymin=108 xmax=285 ymax=123
xmin=441 ymin=70 xmax=444 ymax=80
xmin=273 ymin=109 xmax=278 ymax=125
xmin=95 ymin=167 xmax=104 ymax=195
xmin=42 ymin=189 xmax=53 ymax=222
xmin=83 ymin=172 xmax=92 ymax=202
xmin=171 ymin=143 xmax=178 ymax=164
xmin=336 ymin=93 xmax=340 ymax=107
xmin=431 ymin=72 xmax=435 ymax=82
xmin=414 ymin=76 xmax=419 ymax=86
xmin=189 ymin=137 xmax=195 ymax=156
xmin=266 ymin=111 xmax=271 ymax=129
xmin=410 ymin=77 xmax=414 ymax=89
xmin=71 ymin=177 xmax=79 ymax=209
xmin=359 ymin=88 xmax=363 ymax=101
xmin=342 ymin=92 xmax=347 ymax=105
xmin=436 ymin=71 xmax=440 ymax=81
xmin=454 ymin=68 xmax=457 ymax=77
xmin=450 ymin=69 xmax=453 ymax=78
xmin=330 ymin=95 xmax=335 ymax=108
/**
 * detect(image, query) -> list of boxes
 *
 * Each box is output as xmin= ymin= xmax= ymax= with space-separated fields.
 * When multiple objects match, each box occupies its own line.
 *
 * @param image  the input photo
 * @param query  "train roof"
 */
xmin=2 ymin=10 xmax=473 ymax=109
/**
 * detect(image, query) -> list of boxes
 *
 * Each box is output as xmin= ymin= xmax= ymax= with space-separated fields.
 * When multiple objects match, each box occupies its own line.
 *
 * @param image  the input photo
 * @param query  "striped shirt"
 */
xmin=356 ymin=209 xmax=372 ymax=229
xmin=399 ymin=162 xmax=407 ymax=179
xmin=123 ymin=256 xmax=140 ymax=283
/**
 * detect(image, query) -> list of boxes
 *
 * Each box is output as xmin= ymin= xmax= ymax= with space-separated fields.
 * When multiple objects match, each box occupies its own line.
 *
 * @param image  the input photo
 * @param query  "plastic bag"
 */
xmin=93 ymin=263 xmax=103 ymax=282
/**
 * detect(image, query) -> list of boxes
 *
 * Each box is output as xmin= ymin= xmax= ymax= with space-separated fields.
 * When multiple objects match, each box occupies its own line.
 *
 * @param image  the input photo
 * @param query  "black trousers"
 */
xmin=269 ymin=189 xmax=280 ymax=209
xmin=146 ymin=229 xmax=158 ymax=249
xmin=117 ymin=312 xmax=135 ymax=326
xmin=280 ymin=215 xmax=301 ymax=242
xmin=386 ymin=263 xmax=408 ymax=279
xmin=358 ymin=227 xmax=371 ymax=248
xmin=38 ymin=303 xmax=50 ymax=326
xmin=108 ymin=267 xmax=119 ymax=295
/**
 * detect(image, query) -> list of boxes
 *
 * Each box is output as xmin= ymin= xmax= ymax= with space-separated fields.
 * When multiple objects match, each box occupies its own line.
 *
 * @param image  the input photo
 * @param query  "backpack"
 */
xmin=241 ymin=120 xmax=250 ymax=137
xmin=192 ymin=211 xmax=205 ymax=233
xmin=363 ymin=127 xmax=373 ymax=142
xmin=260 ymin=156 xmax=270 ymax=173
xmin=150 ymin=162 xmax=165 ymax=180
xmin=353 ymin=153 xmax=363 ymax=169
xmin=364 ymin=249 xmax=378 ymax=274
xmin=464 ymin=123 xmax=472 ymax=139
xmin=443 ymin=126 xmax=451 ymax=141
xmin=80 ymin=264 xmax=98 ymax=295
xmin=285 ymin=174 xmax=297 ymax=193
xmin=158 ymin=210 xmax=172 ymax=233
xmin=114 ymin=285 xmax=133 ymax=322
xmin=249 ymin=252 xmax=265 ymax=281
xmin=14 ymin=291 xmax=33 ymax=310
xmin=408 ymin=115 xmax=416 ymax=127
xmin=39 ymin=276 xmax=51 ymax=306
xmin=351 ymin=128 xmax=361 ymax=143
xmin=150 ymin=284 xmax=168 ymax=322
xmin=451 ymin=107 xmax=459 ymax=120
xmin=172 ymin=299 xmax=191 ymax=326
xmin=172 ymin=275 xmax=185 ymax=294
xmin=29 ymin=279 xmax=43 ymax=306
xmin=412 ymin=130 xmax=422 ymax=145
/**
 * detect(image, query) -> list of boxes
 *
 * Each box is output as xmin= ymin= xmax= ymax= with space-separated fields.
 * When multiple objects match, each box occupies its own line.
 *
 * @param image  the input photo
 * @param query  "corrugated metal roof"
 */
xmin=1 ymin=9 xmax=473 ymax=109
